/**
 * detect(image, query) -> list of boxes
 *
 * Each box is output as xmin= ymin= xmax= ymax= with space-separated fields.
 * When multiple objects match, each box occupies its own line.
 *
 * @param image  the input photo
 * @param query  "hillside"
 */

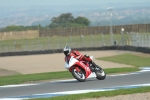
xmin=0 ymin=0 xmax=150 ymax=28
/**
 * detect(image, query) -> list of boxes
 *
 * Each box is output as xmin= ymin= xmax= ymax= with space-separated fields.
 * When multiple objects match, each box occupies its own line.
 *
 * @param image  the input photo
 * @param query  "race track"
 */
xmin=0 ymin=67 xmax=150 ymax=99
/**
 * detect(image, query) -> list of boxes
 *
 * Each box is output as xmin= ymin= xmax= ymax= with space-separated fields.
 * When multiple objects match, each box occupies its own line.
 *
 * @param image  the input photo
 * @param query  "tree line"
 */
xmin=0 ymin=13 xmax=90 ymax=32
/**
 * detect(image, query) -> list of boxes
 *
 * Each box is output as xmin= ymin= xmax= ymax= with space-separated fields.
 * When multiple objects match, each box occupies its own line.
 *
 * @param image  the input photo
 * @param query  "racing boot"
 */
xmin=90 ymin=61 xmax=97 ymax=68
xmin=90 ymin=61 xmax=102 ymax=71
xmin=89 ymin=62 xmax=95 ymax=72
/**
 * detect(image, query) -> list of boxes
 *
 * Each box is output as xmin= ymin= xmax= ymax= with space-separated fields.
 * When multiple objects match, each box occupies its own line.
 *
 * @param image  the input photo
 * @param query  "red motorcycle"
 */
xmin=65 ymin=56 xmax=106 ymax=82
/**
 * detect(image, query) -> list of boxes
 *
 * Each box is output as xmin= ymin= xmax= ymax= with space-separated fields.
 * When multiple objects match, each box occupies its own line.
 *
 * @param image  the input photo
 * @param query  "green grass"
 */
xmin=97 ymin=53 xmax=150 ymax=67
xmin=0 ymin=71 xmax=72 ymax=86
xmin=0 ymin=67 xmax=139 ymax=86
xmin=0 ymin=53 xmax=146 ymax=86
xmin=30 ymin=86 xmax=150 ymax=100
xmin=104 ymin=67 xmax=139 ymax=74
xmin=1 ymin=53 xmax=148 ymax=86
xmin=0 ymin=34 xmax=126 ymax=52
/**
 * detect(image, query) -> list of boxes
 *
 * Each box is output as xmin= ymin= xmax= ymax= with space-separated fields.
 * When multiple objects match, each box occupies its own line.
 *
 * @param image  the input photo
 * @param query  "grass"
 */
xmin=104 ymin=67 xmax=139 ymax=74
xmin=0 ymin=53 xmax=146 ymax=86
xmin=30 ymin=86 xmax=150 ymax=100
xmin=0 ymin=53 xmax=145 ymax=86
xmin=97 ymin=53 xmax=150 ymax=67
xmin=0 ymin=53 xmax=149 ymax=99
xmin=0 ymin=71 xmax=72 ymax=86
xmin=0 ymin=34 xmax=125 ymax=52
xmin=0 ymin=67 xmax=139 ymax=86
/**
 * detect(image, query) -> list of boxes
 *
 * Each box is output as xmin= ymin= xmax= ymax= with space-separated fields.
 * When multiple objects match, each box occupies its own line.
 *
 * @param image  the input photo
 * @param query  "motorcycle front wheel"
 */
xmin=71 ymin=67 xmax=86 ymax=82
xmin=95 ymin=65 xmax=106 ymax=80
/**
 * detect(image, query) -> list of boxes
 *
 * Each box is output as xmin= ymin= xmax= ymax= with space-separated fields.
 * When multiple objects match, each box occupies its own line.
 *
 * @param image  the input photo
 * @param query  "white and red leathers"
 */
xmin=65 ymin=50 xmax=92 ymax=63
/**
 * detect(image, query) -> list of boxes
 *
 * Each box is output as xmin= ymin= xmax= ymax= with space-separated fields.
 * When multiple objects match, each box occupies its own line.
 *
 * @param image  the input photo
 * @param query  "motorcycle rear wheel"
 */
xmin=72 ymin=67 xmax=86 ymax=82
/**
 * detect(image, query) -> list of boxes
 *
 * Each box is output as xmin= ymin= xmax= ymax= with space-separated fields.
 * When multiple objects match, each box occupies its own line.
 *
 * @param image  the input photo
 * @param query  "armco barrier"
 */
xmin=0 ymin=46 xmax=150 ymax=57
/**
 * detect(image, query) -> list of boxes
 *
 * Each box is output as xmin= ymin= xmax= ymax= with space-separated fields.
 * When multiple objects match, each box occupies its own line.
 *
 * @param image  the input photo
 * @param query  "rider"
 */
xmin=63 ymin=46 xmax=96 ymax=70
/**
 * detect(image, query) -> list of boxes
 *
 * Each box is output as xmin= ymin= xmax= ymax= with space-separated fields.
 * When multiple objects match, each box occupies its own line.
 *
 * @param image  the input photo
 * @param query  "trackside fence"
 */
xmin=0 ymin=32 xmax=150 ymax=53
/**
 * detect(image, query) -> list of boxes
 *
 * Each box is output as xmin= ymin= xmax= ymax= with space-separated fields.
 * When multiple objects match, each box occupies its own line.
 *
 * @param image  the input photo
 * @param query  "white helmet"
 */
xmin=63 ymin=46 xmax=71 ymax=56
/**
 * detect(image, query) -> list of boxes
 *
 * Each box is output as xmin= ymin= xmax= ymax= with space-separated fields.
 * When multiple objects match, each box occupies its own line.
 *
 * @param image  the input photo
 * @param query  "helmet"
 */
xmin=63 ymin=46 xmax=71 ymax=56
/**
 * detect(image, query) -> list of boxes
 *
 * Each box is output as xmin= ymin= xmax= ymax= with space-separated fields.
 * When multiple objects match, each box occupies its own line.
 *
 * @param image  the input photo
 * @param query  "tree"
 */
xmin=75 ymin=17 xmax=90 ymax=26
xmin=49 ymin=13 xmax=74 ymax=28
xmin=0 ymin=25 xmax=39 ymax=32
xmin=49 ymin=13 xmax=90 ymax=28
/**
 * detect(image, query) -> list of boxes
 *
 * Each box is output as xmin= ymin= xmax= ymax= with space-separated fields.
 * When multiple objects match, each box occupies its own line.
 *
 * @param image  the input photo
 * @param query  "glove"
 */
xmin=84 ymin=54 xmax=89 ymax=58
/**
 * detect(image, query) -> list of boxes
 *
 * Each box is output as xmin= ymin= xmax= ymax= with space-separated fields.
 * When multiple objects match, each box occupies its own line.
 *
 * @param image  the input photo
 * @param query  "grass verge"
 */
xmin=0 ymin=67 xmax=139 ymax=86
xmin=1 ymin=53 xmax=147 ymax=86
xmin=97 ymin=53 xmax=150 ymax=67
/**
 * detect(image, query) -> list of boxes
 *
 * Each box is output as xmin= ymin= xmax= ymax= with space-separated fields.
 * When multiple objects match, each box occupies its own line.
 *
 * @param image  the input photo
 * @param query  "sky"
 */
xmin=1 ymin=0 xmax=150 ymax=7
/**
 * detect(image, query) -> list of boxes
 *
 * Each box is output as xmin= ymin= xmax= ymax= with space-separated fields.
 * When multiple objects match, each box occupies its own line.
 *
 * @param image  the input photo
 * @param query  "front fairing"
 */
xmin=65 ymin=56 xmax=78 ymax=69
xmin=64 ymin=56 xmax=92 ymax=78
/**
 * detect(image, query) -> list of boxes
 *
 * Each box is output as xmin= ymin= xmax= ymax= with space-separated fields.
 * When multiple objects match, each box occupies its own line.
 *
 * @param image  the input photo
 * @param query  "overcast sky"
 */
xmin=1 ymin=0 xmax=150 ymax=7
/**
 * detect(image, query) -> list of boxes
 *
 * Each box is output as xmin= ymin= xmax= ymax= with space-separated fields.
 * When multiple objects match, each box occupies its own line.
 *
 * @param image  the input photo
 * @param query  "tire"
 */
xmin=71 ymin=67 xmax=86 ymax=82
xmin=95 ymin=66 xmax=106 ymax=80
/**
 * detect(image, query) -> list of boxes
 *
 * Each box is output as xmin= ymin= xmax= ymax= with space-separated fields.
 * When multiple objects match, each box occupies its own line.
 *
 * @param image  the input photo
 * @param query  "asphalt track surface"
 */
xmin=0 ymin=68 xmax=150 ymax=99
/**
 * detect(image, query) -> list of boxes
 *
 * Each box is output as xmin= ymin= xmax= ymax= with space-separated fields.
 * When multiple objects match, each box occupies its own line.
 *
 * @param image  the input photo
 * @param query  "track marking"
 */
xmin=1 ymin=67 xmax=150 ymax=100
xmin=0 ymin=67 xmax=150 ymax=88
xmin=0 ymin=84 xmax=37 ymax=88
xmin=4 ymin=83 xmax=150 ymax=99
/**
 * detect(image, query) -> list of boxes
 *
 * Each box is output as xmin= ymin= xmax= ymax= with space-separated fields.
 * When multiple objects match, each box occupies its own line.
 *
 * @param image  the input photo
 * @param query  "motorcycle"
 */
xmin=65 ymin=56 xmax=106 ymax=82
